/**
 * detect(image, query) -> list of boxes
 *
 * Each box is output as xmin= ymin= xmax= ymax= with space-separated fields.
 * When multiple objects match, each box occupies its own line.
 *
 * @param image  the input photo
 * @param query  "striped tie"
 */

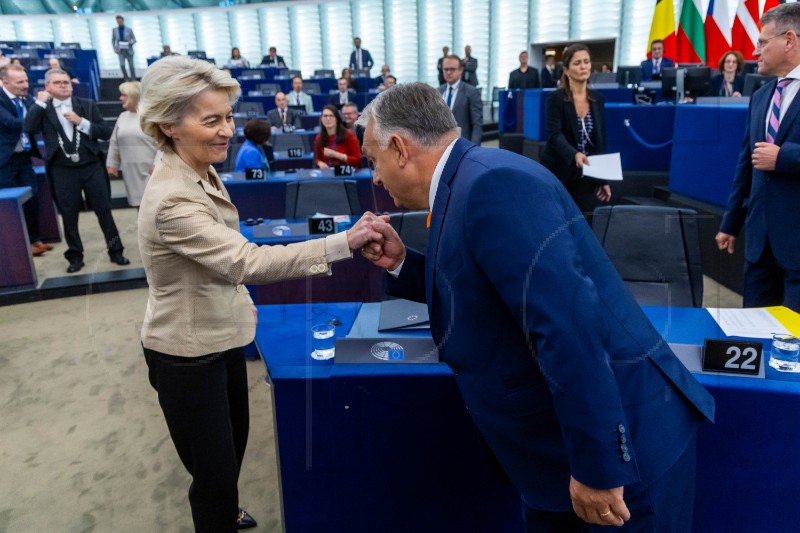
xmin=767 ymin=78 xmax=794 ymax=144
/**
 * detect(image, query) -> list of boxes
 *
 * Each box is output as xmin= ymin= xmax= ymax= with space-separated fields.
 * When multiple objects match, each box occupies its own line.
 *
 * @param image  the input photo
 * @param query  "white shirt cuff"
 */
xmin=388 ymin=259 xmax=405 ymax=277
xmin=77 ymin=118 xmax=91 ymax=135
xmin=35 ymin=100 xmax=47 ymax=109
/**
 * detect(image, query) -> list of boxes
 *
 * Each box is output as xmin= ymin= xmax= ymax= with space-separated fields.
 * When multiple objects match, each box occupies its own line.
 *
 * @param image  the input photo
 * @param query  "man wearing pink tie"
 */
xmin=717 ymin=3 xmax=800 ymax=312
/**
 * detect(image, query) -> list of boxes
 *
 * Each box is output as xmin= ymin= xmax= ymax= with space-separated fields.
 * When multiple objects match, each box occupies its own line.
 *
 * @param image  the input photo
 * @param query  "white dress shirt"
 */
xmin=443 ymin=82 xmax=460 ymax=111
xmin=35 ymin=97 xmax=91 ymax=139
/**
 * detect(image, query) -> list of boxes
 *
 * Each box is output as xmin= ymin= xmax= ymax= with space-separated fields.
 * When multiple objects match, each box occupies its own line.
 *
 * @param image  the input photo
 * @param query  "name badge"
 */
xmin=334 ymin=165 xmax=354 ymax=176
xmin=702 ymin=339 xmax=763 ymax=375
xmin=287 ymin=147 xmax=304 ymax=158
xmin=245 ymin=168 xmax=265 ymax=180
xmin=308 ymin=216 xmax=336 ymax=235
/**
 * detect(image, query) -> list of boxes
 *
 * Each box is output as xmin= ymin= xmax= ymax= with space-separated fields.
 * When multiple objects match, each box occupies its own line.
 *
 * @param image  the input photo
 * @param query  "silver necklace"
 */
xmin=57 ymin=127 xmax=80 ymax=163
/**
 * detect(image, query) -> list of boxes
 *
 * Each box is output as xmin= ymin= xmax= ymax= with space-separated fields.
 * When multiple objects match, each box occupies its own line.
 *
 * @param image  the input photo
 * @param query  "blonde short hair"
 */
xmin=118 ymin=81 xmax=141 ymax=107
xmin=139 ymin=56 xmax=241 ymax=151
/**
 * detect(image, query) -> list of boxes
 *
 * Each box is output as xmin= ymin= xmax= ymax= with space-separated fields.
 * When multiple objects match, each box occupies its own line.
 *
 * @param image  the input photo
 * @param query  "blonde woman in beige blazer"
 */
xmin=137 ymin=56 xmax=386 ymax=532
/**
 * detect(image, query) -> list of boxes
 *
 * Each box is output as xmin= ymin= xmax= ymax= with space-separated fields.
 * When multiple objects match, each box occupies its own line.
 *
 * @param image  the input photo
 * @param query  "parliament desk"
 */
xmin=0 ymin=187 xmax=37 ymax=291
xmin=240 ymin=219 xmax=383 ymax=305
xmin=605 ymin=103 xmax=675 ymax=172
xmin=32 ymin=166 xmax=62 ymax=244
xmin=255 ymin=302 xmax=800 ymax=533
xmin=221 ymin=169 xmax=396 ymax=220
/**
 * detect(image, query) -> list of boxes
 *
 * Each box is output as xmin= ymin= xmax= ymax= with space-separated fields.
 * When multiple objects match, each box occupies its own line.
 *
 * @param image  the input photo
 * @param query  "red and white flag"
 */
xmin=732 ymin=0 xmax=759 ymax=60
xmin=704 ymin=0 xmax=731 ymax=68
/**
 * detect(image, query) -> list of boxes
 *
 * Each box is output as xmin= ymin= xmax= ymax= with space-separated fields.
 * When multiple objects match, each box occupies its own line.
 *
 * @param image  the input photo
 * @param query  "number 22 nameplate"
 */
xmin=702 ymin=339 xmax=763 ymax=376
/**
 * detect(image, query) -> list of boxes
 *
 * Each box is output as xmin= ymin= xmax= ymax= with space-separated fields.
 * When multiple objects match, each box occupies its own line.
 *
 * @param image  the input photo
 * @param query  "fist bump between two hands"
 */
xmin=345 ymin=212 xmax=406 ymax=271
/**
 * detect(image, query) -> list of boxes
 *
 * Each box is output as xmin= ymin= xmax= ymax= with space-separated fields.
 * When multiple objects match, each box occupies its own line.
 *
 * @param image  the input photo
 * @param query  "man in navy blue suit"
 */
xmin=0 ymin=63 xmax=51 ymax=256
xmin=349 ymin=37 xmax=374 ymax=74
xmin=717 ymin=4 xmax=800 ymax=313
xmin=639 ymin=40 xmax=674 ymax=81
xmin=358 ymin=83 xmax=714 ymax=531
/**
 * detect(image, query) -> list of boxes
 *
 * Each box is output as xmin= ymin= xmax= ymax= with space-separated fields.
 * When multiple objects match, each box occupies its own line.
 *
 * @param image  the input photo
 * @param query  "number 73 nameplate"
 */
xmin=702 ymin=339 xmax=764 ymax=376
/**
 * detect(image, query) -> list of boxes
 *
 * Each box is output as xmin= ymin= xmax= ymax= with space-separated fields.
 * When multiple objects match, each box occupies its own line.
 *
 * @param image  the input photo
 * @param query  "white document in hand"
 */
xmin=584 ymin=153 xmax=623 ymax=181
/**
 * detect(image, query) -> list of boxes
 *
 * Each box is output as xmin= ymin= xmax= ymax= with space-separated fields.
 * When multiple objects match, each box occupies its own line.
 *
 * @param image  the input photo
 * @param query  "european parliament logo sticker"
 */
xmin=371 ymin=341 xmax=405 ymax=361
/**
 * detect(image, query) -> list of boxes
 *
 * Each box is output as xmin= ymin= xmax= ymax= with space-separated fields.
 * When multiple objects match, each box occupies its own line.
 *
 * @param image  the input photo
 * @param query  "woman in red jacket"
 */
xmin=315 ymin=104 xmax=362 ymax=169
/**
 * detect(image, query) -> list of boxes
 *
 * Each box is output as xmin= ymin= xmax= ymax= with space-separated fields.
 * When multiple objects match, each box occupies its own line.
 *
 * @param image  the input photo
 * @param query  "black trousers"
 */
xmin=0 ymin=152 xmax=40 ymax=243
xmin=143 ymin=346 xmax=250 ymax=533
xmin=50 ymin=159 xmax=123 ymax=263
xmin=523 ymin=434 xmax=697 ymax=532
xmin=744 ymin=238 xmax=800 ymax=313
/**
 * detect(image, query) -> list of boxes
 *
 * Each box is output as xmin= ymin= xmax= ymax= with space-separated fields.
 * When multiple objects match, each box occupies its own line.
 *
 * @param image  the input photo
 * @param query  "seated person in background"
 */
xmin=226 ymin=47 xmax=249 ymax=68
xmin=267 ymin=92 xmax=302 ymax=131
xmin=508 ymin=50 xmax=540 ymax=89
xmin=329 ymin=77 xmax=356 ymax=107
xmin=600 ymin=63 xmax=611 ymax=73
xmin=341 ymin=68 xmax=358 ymax=91
xmin=374 ymin=64 xmax=392 ymax=89
xmin=640 ymin=39 xmax=674 ymax=81
xmin=48 ymin=57 xmax=79 ymax=84
xmin=341 ymin=101 xmax=364 ymax=145
xmin=383 ymin=75 xmax=396 ymax=89
xmin=315 ymin=104 xmax=361 ymax=170
xmin=160 ymin=45 xmax=178 ymax=58
xmin=235 ymin=119 xmax=275 ymax=173
xmin=288 ymin=76 xmax=314 ymax=113
xmin=260 ymin=47 xmax=286 ymax=68
xmin=541 ymin=54 xmax=558 ymax=88
xmin=708 ymin=50 xmax=745 ymax=97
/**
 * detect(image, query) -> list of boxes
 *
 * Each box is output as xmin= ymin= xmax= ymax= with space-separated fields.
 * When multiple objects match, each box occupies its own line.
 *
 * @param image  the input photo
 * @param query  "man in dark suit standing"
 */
xmin=640 ymin=40 xmax=675 ymax=81
xmin=717 ymin=4 xmax=800 ymax=312
xmin=508 ymin=50 xmax=540 ymax=89
xmin=461 ymin=45 xmax=478 ymax=86
xmin=267 ymin=92 xmax=302 ymax=131
xmin=349 ymin=37 xmax=374 ymax=75
xmin=0 ymin=64 xmax=51 ymax=256
xmin=329 ymin=77 xmax=357 ymax=108
xmin=541 ymin=54 xmax=559 ymax=88
xmin=437 ymin=46 xmax=449 ymax=86
xmin=25 ymin=69 xmax=128 ymax=273
xmin=260 ymin=47 xmax=286 ymax=68
xmin=439 ymin=55 xmax=482 ymax=145
xmin=112 ymin=15 xmax=136 ymax=81
xmin=358 ymin=82 xmax=714 ymax=532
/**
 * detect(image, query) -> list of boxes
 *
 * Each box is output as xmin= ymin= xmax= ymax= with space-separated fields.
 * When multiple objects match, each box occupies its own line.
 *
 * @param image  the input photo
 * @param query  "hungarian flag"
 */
xmin=732 ymin=0 xmax=759 ymax=59
xmin=676 ymin=0 xmax=705 ymax=64
xmin=705 ymin=0 xmax=731 ymax=68
xmin=647 ymin=0 xmax=676 ymax=60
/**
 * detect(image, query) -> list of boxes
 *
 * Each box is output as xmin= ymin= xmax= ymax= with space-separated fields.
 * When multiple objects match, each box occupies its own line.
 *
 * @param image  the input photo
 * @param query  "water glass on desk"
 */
xmin=768 ymin=334 xmax=800 ymax=373
xmin=311 ymin=323 xmax=336 ymax=360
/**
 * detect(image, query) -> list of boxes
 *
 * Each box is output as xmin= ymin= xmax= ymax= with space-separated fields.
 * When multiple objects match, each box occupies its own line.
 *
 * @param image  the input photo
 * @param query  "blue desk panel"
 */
xmin=522 ymin=88 xmax=554 ymax=141
xmin=669 ymin=104 xmax=748 ymax=207
xmin=0 ymin=187 xmax=37 ymax=290
xmin=498 ymin=90 xmax=524 ymax=133
xmin=605 ymin=103 xmax=675 ymax=172
xmin=257 ymin=303 xmax=800 ymax=532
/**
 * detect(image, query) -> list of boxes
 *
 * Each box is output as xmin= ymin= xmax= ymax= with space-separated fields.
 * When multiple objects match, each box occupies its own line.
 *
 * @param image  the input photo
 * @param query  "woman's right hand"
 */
xmin=107 ymin=166 xmax=119 ymax=177
xmin=317 ymin=161 xmax=330 ymax=169
xmin=575 ymin=152 xmax=590 ymax=168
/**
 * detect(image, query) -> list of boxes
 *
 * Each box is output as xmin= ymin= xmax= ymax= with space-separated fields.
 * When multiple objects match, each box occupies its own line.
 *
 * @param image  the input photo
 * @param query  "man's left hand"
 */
xmin=569 ymin=476 xmax=630 ymax=527
xmin=62 ymin=111 xmax=83 ymax=125
xmin=753 ymin=142 xmax=780 ymax=171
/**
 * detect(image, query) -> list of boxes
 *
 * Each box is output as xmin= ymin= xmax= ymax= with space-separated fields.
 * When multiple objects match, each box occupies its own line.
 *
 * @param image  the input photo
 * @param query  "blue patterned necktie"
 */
xmin=13 ymin=97 xmax=31 ymax=150
xmin=447 ymin=86 xmax=453 ymax=107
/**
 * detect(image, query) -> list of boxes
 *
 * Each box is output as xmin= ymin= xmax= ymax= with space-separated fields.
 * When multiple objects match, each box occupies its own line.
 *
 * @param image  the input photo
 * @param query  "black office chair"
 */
xmin=303 ymin=82 xmax=321 ymax=94
xmin=286 ymin=69 xmax=302 ymax=79
xmin=389 ymin=211 xmax=429 ymax=254
xmin=241 ymin=69 xmax=265 ymax=79
xmin=285 ymin=179 xmax=361 ymax=218
xmin=256 ymin=83 xmax=281 ymax=95
xmin=314 ymin=69 xmax=335 ymax=78
xmin=235 ymin=101 xmax=264 ymax=116
xmin=592 ymin=205 xmax=703 ymax=307
xmin=272 ymin=133 xmax=309 ymax=153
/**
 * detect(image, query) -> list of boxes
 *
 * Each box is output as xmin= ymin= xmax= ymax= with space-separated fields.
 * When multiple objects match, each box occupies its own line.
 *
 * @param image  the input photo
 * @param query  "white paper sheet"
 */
xmin=706 ymin=308 xmax=790 ymax=338
xmin=583 ymin=153 xmax=623 ymax=181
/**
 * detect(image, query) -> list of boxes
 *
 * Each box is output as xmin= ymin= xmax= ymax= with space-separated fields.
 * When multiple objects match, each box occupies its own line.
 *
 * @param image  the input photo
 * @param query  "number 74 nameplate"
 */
xmin=702 ymin=339 xmax=764 ymax=376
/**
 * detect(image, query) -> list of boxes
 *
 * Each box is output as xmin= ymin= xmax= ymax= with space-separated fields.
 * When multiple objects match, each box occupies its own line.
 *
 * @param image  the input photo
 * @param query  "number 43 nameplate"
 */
xmin=702 ymin=339 xmax=763 ymax=376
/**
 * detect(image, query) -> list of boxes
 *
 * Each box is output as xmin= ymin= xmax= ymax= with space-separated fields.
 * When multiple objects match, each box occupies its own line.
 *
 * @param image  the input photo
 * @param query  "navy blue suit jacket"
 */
xmin=387 ymin=139 xmax=714 ymax=510
xmin=0 ymin=91 xmax=40 ymax=167
xmin=720 ymin=79 xmax=800 ymax=269
xmin=639 ymin=57 xmax=675 ymax=81
xmin=349 ymin=48 xmax=374 ymax=72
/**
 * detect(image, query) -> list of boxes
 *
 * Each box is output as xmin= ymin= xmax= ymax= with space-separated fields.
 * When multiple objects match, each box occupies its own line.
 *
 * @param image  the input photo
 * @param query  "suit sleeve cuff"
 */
xmin=388 ymin=259 xmax=405 ymax=277
xmin=324 ymin=232 xmax=352 ymax=263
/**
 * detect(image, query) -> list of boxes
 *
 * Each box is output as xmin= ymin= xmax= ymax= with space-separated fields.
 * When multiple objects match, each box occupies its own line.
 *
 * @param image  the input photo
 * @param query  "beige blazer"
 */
xmin=138 ymin=151 xmax=351 ymax=357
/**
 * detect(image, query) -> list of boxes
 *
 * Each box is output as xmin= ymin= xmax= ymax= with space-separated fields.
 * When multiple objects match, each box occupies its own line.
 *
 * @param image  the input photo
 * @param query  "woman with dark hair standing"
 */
xmin=314 ymin=104 xmax=362 ymax=169
xmin=541 ymin=43 xmax=611 ymax=218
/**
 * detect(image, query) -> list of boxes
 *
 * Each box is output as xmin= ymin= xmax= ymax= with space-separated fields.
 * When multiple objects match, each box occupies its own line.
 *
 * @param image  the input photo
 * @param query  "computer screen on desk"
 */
xmin=743 ymin=74 xmax=776 ymax=97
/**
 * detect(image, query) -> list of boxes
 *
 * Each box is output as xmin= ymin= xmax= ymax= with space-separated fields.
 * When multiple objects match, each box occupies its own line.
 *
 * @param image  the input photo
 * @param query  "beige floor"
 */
xmin=1 ymin=173 xmax=742 ymax=532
